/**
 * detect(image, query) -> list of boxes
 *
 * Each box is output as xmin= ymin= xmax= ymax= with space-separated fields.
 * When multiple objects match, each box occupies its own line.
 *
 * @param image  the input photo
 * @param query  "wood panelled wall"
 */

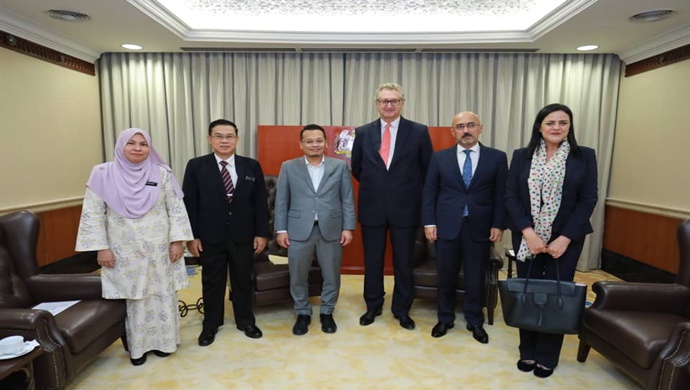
xmin=34 ymin=205 xmax=82 ymax=267
xmin=602 ymin=205 xmax=683 ymax=274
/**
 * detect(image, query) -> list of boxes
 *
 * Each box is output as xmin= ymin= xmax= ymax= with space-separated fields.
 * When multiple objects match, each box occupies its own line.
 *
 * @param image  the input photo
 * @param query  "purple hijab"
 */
xmin=86 ymin=128 xmax=183 ymax=219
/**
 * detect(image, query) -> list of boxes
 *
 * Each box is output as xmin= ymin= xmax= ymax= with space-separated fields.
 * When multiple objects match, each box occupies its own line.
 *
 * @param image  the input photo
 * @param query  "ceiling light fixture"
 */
xmin=45 ymin=9 xmax=91 ymax=22
xmin=629 ymin=10 xmax=676 ymax=23
xmin=577 ymin=45 xmax=599 ymax=51
xmin=122 ymin=44 xmax=143 ymax=50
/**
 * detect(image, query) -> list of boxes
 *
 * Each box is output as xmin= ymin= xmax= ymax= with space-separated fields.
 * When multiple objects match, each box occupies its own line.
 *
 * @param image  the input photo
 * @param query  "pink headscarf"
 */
xmin=86 ymin=128 xmax=183 ymax=219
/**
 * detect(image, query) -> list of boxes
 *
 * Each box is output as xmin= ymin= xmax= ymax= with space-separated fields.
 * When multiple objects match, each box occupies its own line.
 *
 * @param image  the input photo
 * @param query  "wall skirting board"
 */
xmin=601 ymin=249 xmax=675 ymax=283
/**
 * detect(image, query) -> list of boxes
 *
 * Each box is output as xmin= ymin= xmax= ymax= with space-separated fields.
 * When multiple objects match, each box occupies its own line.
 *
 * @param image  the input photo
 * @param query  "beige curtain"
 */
xmin=98 ymin=52 xmax=621 ymax=270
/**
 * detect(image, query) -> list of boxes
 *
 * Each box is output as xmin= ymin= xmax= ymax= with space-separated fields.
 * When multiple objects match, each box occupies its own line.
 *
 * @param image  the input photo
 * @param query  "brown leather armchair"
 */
xmin=251 ymin=175 xmax=323 ymax=305
xmin=412 ymin=231 xmax=503 ymax=325
xmin=0 ymin=211 xmax=127 ymax=390
xmin=577 ymin=219 xmax=690 ymax=390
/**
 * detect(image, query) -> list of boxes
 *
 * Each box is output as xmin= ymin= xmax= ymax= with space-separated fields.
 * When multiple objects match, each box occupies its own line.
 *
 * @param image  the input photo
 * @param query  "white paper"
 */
xmin=32 ymin=300 xmax=80 ymax=316
xmin=508 ymin=249 xmax=515 ymax=257
xmin=269 ymin=255 xmax=288 ymax=265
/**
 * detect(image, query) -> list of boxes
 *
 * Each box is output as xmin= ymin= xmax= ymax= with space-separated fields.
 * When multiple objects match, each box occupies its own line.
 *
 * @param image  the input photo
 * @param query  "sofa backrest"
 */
xmin=0 ymin=211 xmax=38 ymax=308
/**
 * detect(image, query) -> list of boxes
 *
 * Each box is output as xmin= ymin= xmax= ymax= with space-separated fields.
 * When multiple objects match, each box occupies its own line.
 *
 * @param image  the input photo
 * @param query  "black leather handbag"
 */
xmin=498 ymin=257 xmax=587 ymax=334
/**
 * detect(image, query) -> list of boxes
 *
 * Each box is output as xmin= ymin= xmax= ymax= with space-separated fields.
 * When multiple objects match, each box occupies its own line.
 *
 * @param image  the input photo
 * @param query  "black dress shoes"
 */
xmin=198 ymin=328 xmax=218 ymax=347
xmin=359 ymin=305 xmax=383 ymax=326
xmin=466 ymin=324 xmax=489 ymax=344
xmin=517 ymin=359 xmax=536 ymax=372
xmin=130 ymin=353 xmax=147 ymax=366
xmin=431 ymin=322 xmax=454 ymax=338
xmin=152 ymin=350 xmax=171 ymax=358
xmin=395 ymin=315 xmax=416 ymax=330
xmin=534 ymin=364 xmax=555 ymax=378
xmin=292 ymin=315 xmax=311 ymax=336
xmin=320 ymin=313 xmax=337 ymax=334
xmin=238 ymin=324 xmax=263 ymax=339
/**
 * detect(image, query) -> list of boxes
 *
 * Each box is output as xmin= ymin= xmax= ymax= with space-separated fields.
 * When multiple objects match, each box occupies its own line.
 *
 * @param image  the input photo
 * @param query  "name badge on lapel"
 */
xmin=145 ymin=181 xmax=158 ymax=186
xmin=245 ymin=176 xmax=256 ymax=182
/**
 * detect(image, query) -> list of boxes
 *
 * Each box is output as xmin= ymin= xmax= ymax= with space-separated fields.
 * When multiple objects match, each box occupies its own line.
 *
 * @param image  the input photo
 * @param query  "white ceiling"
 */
xmin=0 ymin=0 xmax=688 ymax=64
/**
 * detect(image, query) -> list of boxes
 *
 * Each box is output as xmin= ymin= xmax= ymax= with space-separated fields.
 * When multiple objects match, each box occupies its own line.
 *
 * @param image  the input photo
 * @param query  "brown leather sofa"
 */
xmin=412 ymin=231 xmax=503 ymax=325
xmin=0 ymin=211 xmax=127 ymax=390
xmin=251 ymin=175 xmax=323 ymax=305
xmin=577 ymin=219 xmax=690 ymax=390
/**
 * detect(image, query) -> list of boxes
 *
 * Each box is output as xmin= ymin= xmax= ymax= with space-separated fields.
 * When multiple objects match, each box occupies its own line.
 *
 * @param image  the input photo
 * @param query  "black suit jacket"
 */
xmin=422 ymin=144 xmax=507 ymax=241
xmin=505 ymin=146 xmax=598 ymax=248
xmin=351 ymin=117 xmax=433 ymax=227
xmin=182 ymin=153 xmax=269 ymax=245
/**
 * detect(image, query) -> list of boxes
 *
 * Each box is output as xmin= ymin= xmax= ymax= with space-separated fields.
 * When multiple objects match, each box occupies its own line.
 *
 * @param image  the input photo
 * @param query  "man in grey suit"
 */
xmin=274 ymin=124 xmax=356 ymax=335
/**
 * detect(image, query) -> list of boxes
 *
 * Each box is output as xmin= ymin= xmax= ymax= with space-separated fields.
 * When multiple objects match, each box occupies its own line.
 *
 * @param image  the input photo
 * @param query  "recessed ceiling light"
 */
xmin=45 ymin=9 xmax=91 ymax=22
xmin=122 ymin=44 xmax=143 ymax=50
xmin=629 ymin=10 xmax=676 ymax=23
xmin=577 ymin=45 xmax=599 ymax=51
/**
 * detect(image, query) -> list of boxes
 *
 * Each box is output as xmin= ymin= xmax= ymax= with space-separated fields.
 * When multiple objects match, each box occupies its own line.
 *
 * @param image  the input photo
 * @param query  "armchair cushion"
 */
xmin=254 ymin=262 xmax=290 ymax=292
xmin=585 ymin=309 xmax=684 ymax=368
xmin=53 ymin=299 xmax=126 ymax=354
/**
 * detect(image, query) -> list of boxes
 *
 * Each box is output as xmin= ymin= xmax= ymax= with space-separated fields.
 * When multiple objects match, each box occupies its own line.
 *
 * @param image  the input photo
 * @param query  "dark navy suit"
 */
xmin=182 ymin=153 xmax=269 ymax=331
xmin=506 ymin=146 xmax=598 ymax=368
xmin=422 ymin=144 xmax=507 ymax=326
xmin=351 ymin=117 xmax=433 ymax=316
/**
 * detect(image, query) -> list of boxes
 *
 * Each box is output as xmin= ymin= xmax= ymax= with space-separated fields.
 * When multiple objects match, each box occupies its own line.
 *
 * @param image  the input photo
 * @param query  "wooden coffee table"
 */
xmin=0 ymin=347 xmax=43 ymax=390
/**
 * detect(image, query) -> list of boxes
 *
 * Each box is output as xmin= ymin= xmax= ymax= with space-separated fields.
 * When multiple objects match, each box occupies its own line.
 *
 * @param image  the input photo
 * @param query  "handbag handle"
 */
xmin=521 ymin=255 xmax=565 ymax=309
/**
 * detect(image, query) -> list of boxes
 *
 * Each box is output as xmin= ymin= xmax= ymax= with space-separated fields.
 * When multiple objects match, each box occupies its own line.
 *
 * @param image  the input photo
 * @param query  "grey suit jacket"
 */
xmin=274 ymin=156 xmax=356 ymax=241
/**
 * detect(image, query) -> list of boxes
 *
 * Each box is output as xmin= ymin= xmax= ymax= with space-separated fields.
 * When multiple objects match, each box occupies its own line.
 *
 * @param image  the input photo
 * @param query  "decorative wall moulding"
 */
xmin=0 ymin=29 xmax=95 ymax=76
xmin=625 ymin=43 xmax=690 ymax=77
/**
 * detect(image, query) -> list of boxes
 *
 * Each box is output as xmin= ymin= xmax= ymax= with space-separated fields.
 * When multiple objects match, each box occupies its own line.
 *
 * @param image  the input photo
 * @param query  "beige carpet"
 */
xmin=68 ymin=267 xmax=638 ymax=390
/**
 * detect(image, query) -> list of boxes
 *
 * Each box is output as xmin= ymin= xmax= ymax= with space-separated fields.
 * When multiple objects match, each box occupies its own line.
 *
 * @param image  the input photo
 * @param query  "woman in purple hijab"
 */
xmin=76 ymin=128 xmax=193 ymax=366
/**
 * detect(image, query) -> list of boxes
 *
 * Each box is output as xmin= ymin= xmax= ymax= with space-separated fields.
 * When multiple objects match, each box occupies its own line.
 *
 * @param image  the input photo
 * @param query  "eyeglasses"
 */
xmin=453 ymin=122 xmax=479 ymax=131
xmin=211 ymin=134 xmax=237 ymax=141
xmin=376 ymin=99 xmax=403 ymax=106
xmin=301 ymin=139 xmax=326 ymax=146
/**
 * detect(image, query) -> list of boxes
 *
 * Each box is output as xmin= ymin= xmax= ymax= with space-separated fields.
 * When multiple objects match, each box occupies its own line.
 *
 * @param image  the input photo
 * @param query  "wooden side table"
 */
xmin=0 ymin=347 xmax=43 ymax=390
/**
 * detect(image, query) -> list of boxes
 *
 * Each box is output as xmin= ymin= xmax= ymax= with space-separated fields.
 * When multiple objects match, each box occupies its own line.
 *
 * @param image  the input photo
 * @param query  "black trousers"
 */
xmin=436 ymin=221 xmax=489 ymax=326
xmin=515 ymin=239 xmax=584 ymax=368
xmin=199 ymin=240 xmax=255 ymax=330
xmin=361 ymin=224 xmax=417 ymax=317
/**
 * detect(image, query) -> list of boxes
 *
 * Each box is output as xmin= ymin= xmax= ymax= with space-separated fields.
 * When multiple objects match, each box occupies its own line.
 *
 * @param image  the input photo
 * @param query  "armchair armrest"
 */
xmin=0 ymin=308 xmax=70 ymax=388
xmin=591 ymin=281 xmax=690 ymax=313
xmin=25 ymin=274 xmax=103 ymax=302
xmin=0 ymin=308 xmax=68 ymax=350
xmin=657 ymin=321 xmax=690 ymax=389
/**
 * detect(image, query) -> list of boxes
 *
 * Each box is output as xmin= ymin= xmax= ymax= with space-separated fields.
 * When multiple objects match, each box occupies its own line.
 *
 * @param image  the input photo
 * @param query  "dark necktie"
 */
xmin=463 ymin=149 xmax=473 ymax=217
xmin=220 ymin=160 xmax=234 ymax=203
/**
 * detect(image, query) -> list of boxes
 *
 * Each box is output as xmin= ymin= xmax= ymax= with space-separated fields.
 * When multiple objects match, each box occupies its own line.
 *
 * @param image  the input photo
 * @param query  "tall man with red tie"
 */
xmin=183 ymin=119 xmax=269 ymax=346
xmin=351 ymin=83 xmax=433 ymax=330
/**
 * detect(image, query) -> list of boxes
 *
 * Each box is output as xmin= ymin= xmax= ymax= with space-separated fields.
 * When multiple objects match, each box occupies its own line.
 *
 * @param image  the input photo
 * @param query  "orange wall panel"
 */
xmin=35 ymin=205 xmax=82 ymax=267
xmin=258 ymin=125 xmax=454 ymax=274
xmin=603 ymin=205 xmax=682 ymax=274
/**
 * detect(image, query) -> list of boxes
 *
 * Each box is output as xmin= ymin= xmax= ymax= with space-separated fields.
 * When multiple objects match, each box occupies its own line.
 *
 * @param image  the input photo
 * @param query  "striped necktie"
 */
xmin=220 ymin=160 xmax=234 ymax=203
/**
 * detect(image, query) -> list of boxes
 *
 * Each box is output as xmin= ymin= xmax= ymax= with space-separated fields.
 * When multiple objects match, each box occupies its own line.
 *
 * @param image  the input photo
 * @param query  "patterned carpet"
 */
xmin=68 ymin=265 xmax=636 ymax=390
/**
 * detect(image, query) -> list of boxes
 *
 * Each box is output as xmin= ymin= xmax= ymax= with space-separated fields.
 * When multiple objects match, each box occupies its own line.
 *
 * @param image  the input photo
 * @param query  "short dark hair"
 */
xmin=525 ymin=103 xmax=580 ymax=158
xmin=300 ymin=124 xmax=326 ymax=140
xmin=208 ymin=119 xmax=238 ymax=136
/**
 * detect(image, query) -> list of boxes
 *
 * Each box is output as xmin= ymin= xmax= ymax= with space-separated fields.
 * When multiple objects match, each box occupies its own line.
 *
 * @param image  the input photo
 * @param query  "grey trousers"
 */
xmin=288 ymin=224 xmax=342 ymax=315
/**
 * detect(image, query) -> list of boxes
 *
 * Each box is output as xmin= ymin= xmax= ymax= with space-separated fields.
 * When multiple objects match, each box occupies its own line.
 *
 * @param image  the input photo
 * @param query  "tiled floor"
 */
xmin=69 ymin=267 xmax=636 ymax=390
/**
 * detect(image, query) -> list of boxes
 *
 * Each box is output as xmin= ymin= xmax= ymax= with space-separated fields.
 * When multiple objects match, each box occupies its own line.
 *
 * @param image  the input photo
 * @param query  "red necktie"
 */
xmin=220 ymin=161 xmax=234 ymax=203
xmin=379 ymin=123 xmax=391 ymax=165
